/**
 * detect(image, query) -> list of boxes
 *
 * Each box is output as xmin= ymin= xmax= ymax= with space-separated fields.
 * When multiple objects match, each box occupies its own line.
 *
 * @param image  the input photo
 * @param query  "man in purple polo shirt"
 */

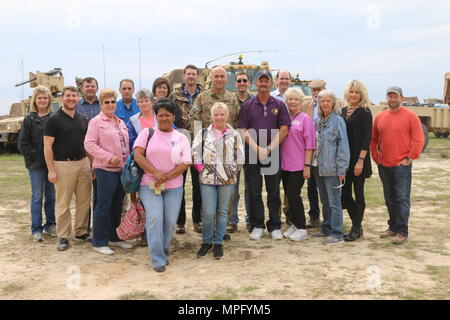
xmin=238 ymin=70 xmax=291 ymax=240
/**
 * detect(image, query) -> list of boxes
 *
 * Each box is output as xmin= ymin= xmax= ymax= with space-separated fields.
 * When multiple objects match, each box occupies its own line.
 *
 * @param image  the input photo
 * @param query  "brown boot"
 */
xmin=379 ymin=229 xmax=396 ymax=238
xmin=392 ymin=234 xmax=408 ymax=244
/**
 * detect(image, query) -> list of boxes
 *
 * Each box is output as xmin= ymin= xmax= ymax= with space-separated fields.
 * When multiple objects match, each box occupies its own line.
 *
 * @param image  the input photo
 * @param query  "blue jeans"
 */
xmin=92 ymin=169 xmax=124 ymax=247
xmin=140 ymin=185 xmax=183 ymax=269
xmin=314 ymin=168 xmax=343 ymax=239
xmin=28 ymin=169 xmax=55 ymax=234
xmin=378 ymin=164 xmax=412 ymax=236
xmin=201 ymin=184 xmax=235 ymax=245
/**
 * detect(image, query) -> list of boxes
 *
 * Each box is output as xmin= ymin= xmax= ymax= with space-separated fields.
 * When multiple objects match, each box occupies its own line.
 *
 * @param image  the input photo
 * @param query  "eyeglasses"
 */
xmin=333 ymin=179 xmax=346 ymax=189
xmin=263 ymin=105 xmax=267 ymax=117
xmin=103 ymin=100 xmax=116 ymax=105
xmin=236 ymin=79 xmax=248 ymax=83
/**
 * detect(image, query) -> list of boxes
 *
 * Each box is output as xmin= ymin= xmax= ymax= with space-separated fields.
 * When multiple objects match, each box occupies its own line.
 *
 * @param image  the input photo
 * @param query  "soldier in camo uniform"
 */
xmin=169 ymin=65 xmax=204 ymax=235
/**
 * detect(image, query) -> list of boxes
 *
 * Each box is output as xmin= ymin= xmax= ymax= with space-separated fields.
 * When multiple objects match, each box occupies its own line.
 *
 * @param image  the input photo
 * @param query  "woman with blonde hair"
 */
xmin=280 ymin=88 xmax=315 ymax=241
xmin=341 ymin=80 xmax=373 ymax=241
xmin=18 ymin=85 xmax=56 ymax=242
xmin=84 ymin=89 xmax=133 ymax=255
xmin=192 ymin=102 xmax=244 ymax=259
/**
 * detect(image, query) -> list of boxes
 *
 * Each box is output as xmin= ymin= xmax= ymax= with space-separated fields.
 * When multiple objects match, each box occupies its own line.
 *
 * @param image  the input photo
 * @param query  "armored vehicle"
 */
xmin=0 ymin=68 xmax=64 ymax=150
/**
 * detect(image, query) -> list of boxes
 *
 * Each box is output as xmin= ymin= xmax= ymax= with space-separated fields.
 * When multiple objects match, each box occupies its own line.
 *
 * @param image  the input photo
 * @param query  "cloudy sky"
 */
xmin=1 ymin=0 xmax=449 ymax=114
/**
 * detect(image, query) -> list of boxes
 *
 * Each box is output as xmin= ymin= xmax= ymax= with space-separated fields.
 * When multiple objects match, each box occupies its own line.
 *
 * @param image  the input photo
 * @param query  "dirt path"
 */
xmin=1 ymin=150 xmax=449 ymax=300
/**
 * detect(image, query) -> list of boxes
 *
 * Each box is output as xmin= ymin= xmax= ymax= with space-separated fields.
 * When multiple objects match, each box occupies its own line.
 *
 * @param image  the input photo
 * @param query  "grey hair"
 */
xmin=317 ymin=90 xmax=340 ymax=117
xmin=284 ymin=87 xmax=305 ymax=104
xmin=135 ymin=88 xmax=154 ymax=102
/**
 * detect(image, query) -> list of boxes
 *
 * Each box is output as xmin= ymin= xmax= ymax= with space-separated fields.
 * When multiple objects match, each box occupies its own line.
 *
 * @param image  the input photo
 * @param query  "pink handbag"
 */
xmin=116 ymin=201 xmax=146 ymax=240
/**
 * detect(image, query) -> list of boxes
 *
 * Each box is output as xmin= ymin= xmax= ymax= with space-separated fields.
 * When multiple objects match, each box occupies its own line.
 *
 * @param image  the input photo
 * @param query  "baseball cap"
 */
xmin=386 ymin=86 xmax=403 ymax=96
xmin=254 ymin=70 xmax=273 ymax=82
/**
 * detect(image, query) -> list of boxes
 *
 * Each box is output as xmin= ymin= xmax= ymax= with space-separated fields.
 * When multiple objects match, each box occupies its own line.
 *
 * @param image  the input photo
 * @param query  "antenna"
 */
xmin=138 ymin=38 xmax=142 ymax=90
xmin=204 ymin=50 xmax=277 ymax=68
xmin=21 ymin=60 xmax=24 ymax=99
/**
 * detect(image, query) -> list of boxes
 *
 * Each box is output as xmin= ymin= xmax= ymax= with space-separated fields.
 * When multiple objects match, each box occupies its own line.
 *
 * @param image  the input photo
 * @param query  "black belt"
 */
xmin=55 ymin=156 xmax=86 ymax=161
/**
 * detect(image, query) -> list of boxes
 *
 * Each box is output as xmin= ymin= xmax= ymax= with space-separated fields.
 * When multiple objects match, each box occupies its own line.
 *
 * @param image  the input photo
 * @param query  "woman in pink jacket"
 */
xmin=84 ymin=89 xmax=132 ymax=255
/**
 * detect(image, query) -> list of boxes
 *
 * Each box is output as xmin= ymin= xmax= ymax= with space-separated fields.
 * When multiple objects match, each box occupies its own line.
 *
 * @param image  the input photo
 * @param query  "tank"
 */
xmin=164 ymin=54 xmax=312 ymax=97
xmin=0 ymin=68 xmax=64 ymax=150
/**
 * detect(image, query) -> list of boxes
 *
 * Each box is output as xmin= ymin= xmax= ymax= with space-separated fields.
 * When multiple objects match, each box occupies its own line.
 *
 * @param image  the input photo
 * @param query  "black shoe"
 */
xmin=213 ymin=244 xmax=223 ymax=259
xmin=305 ymin=219 xmax=321 ymax=229
xmin=223 ymin=233 xmax=231 ymax=241
xmin=57 ymin=238 xmax=70 ymax=251
xmin=344 ymin=226 xmax=362 ymax=241
xmin=153 ymin=266 xmax=166 ymax=273
xmin=197 ymin=243 xmax=212 ymax=258
xmin=227 ymin=223 xmax=238 ymax=233
xmin=74 ymin=233 xmax=92 ymax=242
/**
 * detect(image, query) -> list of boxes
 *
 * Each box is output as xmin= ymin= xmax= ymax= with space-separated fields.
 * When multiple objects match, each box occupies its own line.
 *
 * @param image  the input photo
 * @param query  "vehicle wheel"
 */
xmin=443 ymin=132 xmax=449 ymax=138
xmin=434 ymin=132 xmax=443 ymax=138
xmin=422 ymin=123 xmax=429 ymax=152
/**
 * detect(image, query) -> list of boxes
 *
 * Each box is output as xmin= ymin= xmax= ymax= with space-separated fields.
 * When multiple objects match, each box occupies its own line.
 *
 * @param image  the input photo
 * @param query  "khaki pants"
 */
xmin=54 ymin=157 xmax=92 ymax=238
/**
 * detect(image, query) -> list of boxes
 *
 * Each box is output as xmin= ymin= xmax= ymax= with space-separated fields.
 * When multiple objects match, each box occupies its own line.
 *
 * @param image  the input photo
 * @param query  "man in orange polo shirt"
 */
xmin=370 ymin=86 xmax=424 ymax=244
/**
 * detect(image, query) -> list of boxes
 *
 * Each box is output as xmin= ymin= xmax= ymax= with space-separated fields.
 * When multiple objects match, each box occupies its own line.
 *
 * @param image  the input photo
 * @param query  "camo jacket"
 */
xmin=169 ymin=83 xmax=204 ymax=135
xmin=191 ymin=89 xmax=240 ymax=136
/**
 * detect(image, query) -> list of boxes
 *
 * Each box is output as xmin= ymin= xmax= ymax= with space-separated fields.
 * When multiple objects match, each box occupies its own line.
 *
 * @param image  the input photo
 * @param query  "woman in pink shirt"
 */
xmin=84 ymin=89 xmax=132 ymax=255
xmin=280 ymin=88 xmax=316 ymax=241
xmin=134 ymin=99 xmax=191 ymax=273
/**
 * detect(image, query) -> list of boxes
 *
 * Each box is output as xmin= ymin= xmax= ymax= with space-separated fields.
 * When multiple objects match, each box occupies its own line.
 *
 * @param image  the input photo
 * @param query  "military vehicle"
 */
xmin=0 ymin=68 xmax=64 ymax=150
xmin=163 ymin=54 xmax=312 ymax=96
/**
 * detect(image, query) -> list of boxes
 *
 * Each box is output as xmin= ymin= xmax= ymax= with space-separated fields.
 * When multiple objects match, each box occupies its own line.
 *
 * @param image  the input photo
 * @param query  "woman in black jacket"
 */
xmin=341 ymin=80 xmax=373 ymax=241
xmin=18 ymin=85 xmax=56 ymax=242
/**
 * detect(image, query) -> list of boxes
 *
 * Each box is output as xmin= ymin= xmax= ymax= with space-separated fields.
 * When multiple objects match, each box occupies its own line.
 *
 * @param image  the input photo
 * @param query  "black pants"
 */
xmin=281 ymin=170 xmax=306 ymax=229
xmin=342 ymin=171 xmax=366 ymax=228
xmin=244 ymin=163 xmax=281 ymax=232
xmin=177 ymin=166 xmax=202 ymax=225
xmin=307 ymin=169 xmax=320 ymax=220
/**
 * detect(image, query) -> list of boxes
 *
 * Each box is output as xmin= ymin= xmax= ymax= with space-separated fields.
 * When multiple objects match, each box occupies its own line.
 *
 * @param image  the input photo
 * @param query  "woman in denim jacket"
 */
xmin=311 ymin=90 xmax=350 ymax=243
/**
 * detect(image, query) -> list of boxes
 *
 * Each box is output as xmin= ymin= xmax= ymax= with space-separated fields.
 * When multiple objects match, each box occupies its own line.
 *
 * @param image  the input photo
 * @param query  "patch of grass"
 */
xmin=2 ymin=282 xmax=25 ymax=295
xmin=210 ymin=287 xmax=238 ymax=300
xmin=241 ymin=286 xmax=259 ymax=292
xmin=117 ymin=290 xmax=159 ymax=300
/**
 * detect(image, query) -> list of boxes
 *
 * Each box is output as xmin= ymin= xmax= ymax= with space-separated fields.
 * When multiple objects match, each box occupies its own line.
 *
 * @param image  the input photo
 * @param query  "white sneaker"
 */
xmin=289 ymin=229 xmax=308 ymax=241
xmin=283 ymin=225 xmax=297 ymax=238
xmin=109 ymin=241 xmax=133 ymax=249
xmin=93 ymin=246 xmax=114 ymax=255
xmin=271 ymin=230 xmax=283 ymax=240
xmin=250 ymin=228 xmax=264 ymax=240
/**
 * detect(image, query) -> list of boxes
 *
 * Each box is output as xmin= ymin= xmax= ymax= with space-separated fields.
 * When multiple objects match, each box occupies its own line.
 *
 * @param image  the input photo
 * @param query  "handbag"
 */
xmin=121 ymin=127 xmax=154 ymax=193
xmin=116 ymin=200 xmax=146 ymax=240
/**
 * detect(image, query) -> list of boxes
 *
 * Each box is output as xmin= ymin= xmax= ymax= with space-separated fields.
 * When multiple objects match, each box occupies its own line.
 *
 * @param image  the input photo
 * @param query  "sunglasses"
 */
xmin=103 ymin=100 xmax=116 ymax=105
xmin=236 ymin=79 xmax=248 ymax=83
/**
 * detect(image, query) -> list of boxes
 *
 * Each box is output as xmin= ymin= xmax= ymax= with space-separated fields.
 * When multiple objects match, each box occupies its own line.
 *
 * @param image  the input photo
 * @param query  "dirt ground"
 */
xmin=0 ymin=139 xmax=449 ymax=300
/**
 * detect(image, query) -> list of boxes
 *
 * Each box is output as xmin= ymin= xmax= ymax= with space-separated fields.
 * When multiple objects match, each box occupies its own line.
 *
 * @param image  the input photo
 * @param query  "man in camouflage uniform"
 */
xmin=169 ymin=64 xmax=204 ymax=234
xmin=192 ymin=66 xmax=241 ymax=238
xmin=192 ymin=67 xmax=240 ymax=132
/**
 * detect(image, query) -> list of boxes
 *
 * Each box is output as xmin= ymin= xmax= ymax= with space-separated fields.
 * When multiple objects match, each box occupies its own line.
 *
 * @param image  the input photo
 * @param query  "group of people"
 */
xmin=17 ymin=64 xmax=425 ymax=273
